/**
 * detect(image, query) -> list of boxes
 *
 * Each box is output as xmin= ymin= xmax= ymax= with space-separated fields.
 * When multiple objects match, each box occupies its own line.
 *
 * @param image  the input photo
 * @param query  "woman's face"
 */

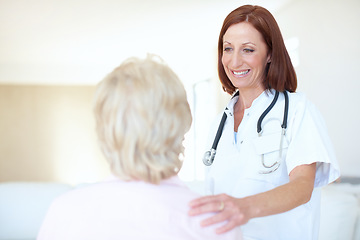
xmin=222 ymin=22 xmax=270 ymax=92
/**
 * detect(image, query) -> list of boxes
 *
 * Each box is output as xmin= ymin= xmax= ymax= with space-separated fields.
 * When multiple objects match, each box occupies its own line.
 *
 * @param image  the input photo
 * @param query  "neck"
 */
xmin=234 ymin=87 xmax=265 ymax=113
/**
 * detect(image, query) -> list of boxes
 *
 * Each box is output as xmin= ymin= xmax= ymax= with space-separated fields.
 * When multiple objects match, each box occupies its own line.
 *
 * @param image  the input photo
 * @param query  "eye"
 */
xmin=223 ymin=47 xmax=233 ymax=52
xmin=243 ymin=48 xmax=255 ymax=53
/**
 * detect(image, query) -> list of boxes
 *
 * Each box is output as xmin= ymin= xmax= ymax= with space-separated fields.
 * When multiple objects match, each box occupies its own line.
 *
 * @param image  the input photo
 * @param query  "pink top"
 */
xmin=37 ymin=176 xmax=242 ymax=240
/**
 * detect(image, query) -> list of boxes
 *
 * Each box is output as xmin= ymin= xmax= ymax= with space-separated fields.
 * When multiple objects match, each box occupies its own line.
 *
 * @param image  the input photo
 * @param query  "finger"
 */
xmin=189 ymin=193 xmax=228 ymax=208
xmin=215 ymin=220 xmax=238 ymax=234
xmin=216 ymin=210 xmax=248 ymax=234
xmin=218 ymin=200 xmax=225 ymax=211
xmin=188 ymin=201 xmax=223 ymax=216
xmin=200 ymin=211 xmax=230 ymax=227
xmin=189 ymin=195 xmax=220 ymax=207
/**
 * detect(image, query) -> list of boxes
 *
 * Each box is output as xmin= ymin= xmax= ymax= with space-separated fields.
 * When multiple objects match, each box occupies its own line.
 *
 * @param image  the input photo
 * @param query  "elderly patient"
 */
xmin=37 ymin=55 xmax=242 ymax=240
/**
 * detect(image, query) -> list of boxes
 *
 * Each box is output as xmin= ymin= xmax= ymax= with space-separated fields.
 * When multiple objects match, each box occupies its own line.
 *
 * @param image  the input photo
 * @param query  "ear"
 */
xmin=267 ymin=54 xmax=271 ymax=63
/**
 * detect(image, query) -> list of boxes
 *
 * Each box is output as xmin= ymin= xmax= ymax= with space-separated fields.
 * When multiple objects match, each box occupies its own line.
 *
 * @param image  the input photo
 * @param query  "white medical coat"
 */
xmin=205 ymin=90 xmax=340 ymax=240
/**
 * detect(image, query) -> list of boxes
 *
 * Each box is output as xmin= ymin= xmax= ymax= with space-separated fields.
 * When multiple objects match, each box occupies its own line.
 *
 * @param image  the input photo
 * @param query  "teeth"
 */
xmin=233 ymin=70 xmax=249 ymax=76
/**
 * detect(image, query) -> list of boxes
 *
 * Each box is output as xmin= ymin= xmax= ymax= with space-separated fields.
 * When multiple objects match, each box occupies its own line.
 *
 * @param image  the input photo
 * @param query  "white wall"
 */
xmin=0 ymin=85 xmax=110 ymax=184
xmin=275 ymin=0 xmax=360 ymax=177
xmin=1 ymin=0 xmax=359 ymax=183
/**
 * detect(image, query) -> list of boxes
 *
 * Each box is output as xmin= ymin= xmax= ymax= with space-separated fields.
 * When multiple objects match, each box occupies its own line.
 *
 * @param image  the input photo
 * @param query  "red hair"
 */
xmin=218 ymin=5 xmax=297 ymax=95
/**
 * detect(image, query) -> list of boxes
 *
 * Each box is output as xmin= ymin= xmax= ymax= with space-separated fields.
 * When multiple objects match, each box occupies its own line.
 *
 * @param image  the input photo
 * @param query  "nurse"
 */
xmin=188 ymin=5 xmax=340 ymax=240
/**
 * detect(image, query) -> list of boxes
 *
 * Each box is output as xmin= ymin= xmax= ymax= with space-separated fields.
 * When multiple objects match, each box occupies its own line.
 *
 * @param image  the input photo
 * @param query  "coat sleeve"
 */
xmin=285 ymin=95 xmax=340 ymax=187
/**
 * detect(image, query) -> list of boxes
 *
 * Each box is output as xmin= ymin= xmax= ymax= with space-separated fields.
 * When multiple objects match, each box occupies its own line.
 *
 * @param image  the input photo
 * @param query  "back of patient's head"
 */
xmin=93 ymin=55 xmax=192 ymax=184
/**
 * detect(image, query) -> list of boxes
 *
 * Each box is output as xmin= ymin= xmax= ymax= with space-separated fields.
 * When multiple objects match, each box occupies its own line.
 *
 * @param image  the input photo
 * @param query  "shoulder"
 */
xmin=164 ymin=178 xmax=244 ymax=239
xmin=41 ymin=182 xmax=105 ymax=218
xmin=287 ymin=91 xmax=323 ymax=116
xmin=287 ymin=91 xmax=308 ymax=105
xmin=39 ymin=177 xmax=243 ymax=239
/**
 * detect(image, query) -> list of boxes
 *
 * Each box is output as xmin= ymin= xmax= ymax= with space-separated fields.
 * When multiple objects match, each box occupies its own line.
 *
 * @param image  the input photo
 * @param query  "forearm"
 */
xmin=240 ymin=173 xmax=315 ymax=219
xmin=188 ymin=163 xmax=316 ymax=233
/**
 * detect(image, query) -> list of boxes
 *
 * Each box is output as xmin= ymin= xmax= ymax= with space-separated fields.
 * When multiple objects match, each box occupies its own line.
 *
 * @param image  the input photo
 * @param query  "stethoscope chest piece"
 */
xmin=203 ymin=149 xmax=216 ymax=166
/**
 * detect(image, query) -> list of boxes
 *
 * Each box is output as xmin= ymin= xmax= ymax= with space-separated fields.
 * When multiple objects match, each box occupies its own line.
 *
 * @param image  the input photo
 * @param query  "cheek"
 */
xmin=251 ymin=56 xmax=267 ymax=70
xmin=221 ymin=55 xmax=229 ymax=68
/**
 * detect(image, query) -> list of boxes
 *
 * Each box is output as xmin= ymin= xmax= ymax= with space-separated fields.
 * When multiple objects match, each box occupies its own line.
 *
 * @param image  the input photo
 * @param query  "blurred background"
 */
xmin=1 ymin=0 xmax=359 ymax=185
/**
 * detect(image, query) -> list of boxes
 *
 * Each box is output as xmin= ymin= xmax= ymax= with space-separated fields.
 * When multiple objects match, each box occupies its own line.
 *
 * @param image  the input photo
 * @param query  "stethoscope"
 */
xmin=202 ymin=90 xmax=289 ymax=174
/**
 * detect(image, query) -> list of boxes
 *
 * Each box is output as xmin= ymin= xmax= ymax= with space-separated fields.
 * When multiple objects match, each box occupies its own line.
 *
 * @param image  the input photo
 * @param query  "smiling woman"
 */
xmin=217 ymin=7 xmax=296 ymax=96
xmin=221 ymin=22 xmax=271 ymax=106
xmin=188 ymin=5 xmax=340 ymax=240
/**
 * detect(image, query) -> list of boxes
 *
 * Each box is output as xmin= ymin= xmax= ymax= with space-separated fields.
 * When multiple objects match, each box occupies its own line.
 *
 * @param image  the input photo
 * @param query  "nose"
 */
xmin=229 ymin=52 xmax=243 ymax=69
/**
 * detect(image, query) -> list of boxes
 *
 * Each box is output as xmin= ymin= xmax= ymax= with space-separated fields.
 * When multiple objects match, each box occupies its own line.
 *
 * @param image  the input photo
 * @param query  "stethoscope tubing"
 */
xmin=203 ymin=90 xmax=289 ymax=168
xmin=257 ymin=91 xmax=279 ymax=134
xmin=211 ymin=112 xmax=227 ymax=150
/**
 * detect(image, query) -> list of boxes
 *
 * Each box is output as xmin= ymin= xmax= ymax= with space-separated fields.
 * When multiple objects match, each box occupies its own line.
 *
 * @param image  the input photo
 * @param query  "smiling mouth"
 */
xmin=232 ymin=69 xmax=250 ymax=77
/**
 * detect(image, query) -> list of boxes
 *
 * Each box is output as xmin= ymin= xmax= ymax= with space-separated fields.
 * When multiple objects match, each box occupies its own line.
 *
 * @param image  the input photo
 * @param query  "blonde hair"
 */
xmin=93 ymin=55 xmax=192 ymax=184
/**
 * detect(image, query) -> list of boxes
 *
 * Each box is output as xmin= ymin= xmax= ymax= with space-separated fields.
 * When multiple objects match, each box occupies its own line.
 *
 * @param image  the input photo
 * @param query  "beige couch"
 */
xmin=319 ymin=182 xmax=360 ymax=240
xmin=0 ymin=180 xmax=359 ymax=240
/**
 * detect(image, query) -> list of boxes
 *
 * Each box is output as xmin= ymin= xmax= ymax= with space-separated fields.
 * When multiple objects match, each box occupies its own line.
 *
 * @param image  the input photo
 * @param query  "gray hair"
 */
xmin=93 ymin=54 xmax=192 ymax=184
